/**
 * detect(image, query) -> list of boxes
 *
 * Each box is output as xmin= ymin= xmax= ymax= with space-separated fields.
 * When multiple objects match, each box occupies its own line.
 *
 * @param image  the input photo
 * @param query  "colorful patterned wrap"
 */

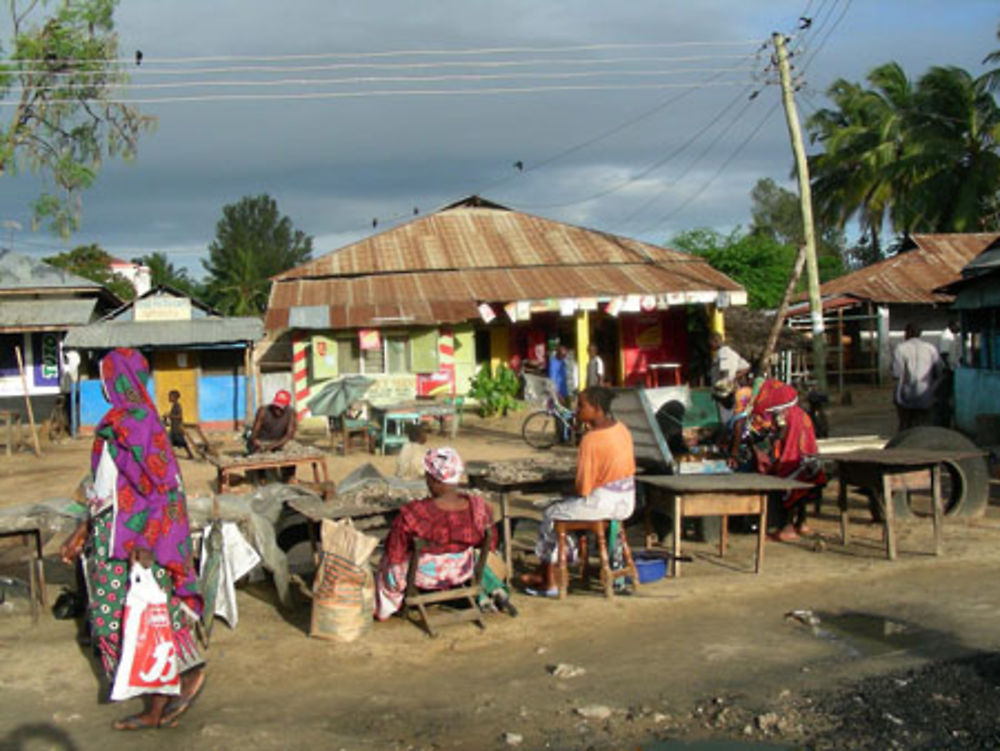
xmin=423 ymin=446 xmax=465 ymax=485
xmin=92 ymin=348 xmax=202 ymax=615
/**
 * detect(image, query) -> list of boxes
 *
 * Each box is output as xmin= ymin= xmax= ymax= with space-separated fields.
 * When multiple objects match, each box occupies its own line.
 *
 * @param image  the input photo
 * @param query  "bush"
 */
xmin=468 ymin=365 xmax=522 ymax=417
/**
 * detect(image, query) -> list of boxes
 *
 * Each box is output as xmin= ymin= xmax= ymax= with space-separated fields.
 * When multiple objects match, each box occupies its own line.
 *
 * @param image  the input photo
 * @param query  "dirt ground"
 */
xmin=1 ymin=386 xmax=999 ymax=751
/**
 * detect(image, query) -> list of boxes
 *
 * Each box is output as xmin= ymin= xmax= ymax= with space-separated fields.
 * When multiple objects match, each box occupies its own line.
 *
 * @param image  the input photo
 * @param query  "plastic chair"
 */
xmin=404 ymin=527 xmax=492 ymax=637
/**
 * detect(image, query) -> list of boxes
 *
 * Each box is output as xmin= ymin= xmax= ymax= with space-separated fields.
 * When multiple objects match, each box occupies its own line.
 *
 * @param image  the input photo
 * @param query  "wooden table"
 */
xmin=639 ymin=473 xmax=813 ymax=576
xmin=647 ymin=362 xmax=682 ymax=387
xmin=822 ymin=448 xmax=983 ymax=560
xmin=0 ymin=525 xmax=47 ymax=622
xmin=212 ymin=451 xmax=331 ymax=494
xmin=0 ymin=410 xmax=24 ymax=457
xmin=468 ymin=462 xmax=577 ymax=584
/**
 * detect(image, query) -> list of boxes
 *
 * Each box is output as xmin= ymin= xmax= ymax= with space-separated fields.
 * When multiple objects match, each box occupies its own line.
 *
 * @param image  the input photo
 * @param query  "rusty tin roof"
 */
xmin=816 ymin=233 xmax=1000 ymax=305
xmin=268 ymin=197 xmax=744 ymax=331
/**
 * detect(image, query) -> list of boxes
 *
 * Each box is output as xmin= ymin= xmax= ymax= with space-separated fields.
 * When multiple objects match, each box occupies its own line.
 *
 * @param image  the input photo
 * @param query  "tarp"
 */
xmin=307 ymin=375 xmax=374 ymax=418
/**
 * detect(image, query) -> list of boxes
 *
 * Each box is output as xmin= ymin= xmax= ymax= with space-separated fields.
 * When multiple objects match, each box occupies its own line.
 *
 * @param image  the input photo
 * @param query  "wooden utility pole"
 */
xmin=772 ymin=32 xmax=827 ymax=392
xmin=14 ymin=346 xmax=42 ymax=457
xmin=761 ymin=243 xmax=808 ymax=374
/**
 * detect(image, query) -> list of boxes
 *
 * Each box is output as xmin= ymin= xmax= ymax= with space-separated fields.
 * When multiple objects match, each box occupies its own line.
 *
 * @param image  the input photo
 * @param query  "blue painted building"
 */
xmin=64 ymin=286 xmax=263 ymax=432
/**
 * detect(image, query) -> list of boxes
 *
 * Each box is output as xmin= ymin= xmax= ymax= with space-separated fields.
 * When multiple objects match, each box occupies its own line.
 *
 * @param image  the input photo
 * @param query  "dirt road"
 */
xmin=2 ymin=387 xmax=999 ymax=750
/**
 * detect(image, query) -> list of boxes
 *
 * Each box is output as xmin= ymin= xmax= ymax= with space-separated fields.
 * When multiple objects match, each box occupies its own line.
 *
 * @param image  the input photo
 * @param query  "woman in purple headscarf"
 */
xmin=60 ymin=348 xmax=206 ymax=730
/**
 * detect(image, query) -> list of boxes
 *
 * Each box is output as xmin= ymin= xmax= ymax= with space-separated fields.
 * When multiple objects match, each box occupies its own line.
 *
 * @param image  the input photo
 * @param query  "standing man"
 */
xmin=586 ymin=343 xmax=606 ymax=387
xmin=936 ymin=319 xmax=961 ymax=427
xmin=891 ymin=324 xmax=943 ymax=432
xmin=709 ymin=332 xmax=751 ymax=386
xmin=547 ymin=343 xmax=570 ymax=402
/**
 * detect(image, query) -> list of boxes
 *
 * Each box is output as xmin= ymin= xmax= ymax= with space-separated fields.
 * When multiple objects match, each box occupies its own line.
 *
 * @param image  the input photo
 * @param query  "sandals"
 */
xmin=112 ymin=714 xmax=172 ymax=731
xmin=523 ymin=586 xmax=559 ymax=598
xmin=161 ymin=672 xmax=206 ymax=726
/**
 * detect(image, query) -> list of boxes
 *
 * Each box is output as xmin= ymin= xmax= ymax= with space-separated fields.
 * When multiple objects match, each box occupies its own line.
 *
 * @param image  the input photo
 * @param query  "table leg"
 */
xmin=838 ymin=471 xmax=849 ymax=546
xmin=24 ymin=533 xmax=38 ymax=623
xmin=32 ymin=530 xmax=46 ymax=609
xmin=501 ymin=492 xmax=512 ymax=586
xmin=719 ymin=515 xmax=728 ymax=558
xmin=672 ymin=496 xmax=683 ymax=578
xmin=311 ymin=460 xmax=320 ymax=485
xmin=5 ymin=415 xmax=11 ymax=458
xmin=756 ymin=493 xmax=767 ymax=573
xmin=931 ymin=463 xmax=943 ymax=556
xmin=882 ymin=473 xmax=897 ymax=560
xmin=449 ymin=412 xmax=458 ymax=439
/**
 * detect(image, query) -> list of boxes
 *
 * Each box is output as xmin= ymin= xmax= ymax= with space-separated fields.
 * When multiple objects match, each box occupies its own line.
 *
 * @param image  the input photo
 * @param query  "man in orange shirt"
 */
xmin=522 ymin=386 xmax=636 ymax=596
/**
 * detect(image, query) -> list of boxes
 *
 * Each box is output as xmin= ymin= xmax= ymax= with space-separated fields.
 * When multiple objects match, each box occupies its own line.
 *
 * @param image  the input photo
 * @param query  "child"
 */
xmin=165 ymin=390 xmax=195 ymax=460
xmin=395 ymin=422 xmax=429 ymax=480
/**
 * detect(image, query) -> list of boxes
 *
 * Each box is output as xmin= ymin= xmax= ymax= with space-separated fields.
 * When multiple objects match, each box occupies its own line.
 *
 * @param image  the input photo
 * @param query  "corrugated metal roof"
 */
xmin=266 ymin=264 xmax=744 ymax=330
xmin=0 ymin=298 xmax=97 ymax=329
xmin=64 ymin=317 xmax=263 ymax=349
xmin=815 ymin=233 xmax=1000 ymax=304
xmin=267 ymin=197 xmax=745 ymax=331
xmin=0 ymin=249 xmax=103 ymax=291
xmin=274 ymin=197 xmax=720 ymax=281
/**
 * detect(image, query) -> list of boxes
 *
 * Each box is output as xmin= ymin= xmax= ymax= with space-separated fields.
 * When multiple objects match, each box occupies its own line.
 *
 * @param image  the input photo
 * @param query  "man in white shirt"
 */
xmin=938 ymin=320 xmax=961 ymax=369
xmin=709 ymin=332 xmax=750 ymax=386
xmin=891 ymin=324 xmax=943 ymax=431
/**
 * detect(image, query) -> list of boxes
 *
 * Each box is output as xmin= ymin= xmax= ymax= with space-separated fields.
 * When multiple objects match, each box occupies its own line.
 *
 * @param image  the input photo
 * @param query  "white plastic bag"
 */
xmin=110 ymin=564 xmax=181 ymax=701
xmin=200 ymin=522 xmax=261 ymax=629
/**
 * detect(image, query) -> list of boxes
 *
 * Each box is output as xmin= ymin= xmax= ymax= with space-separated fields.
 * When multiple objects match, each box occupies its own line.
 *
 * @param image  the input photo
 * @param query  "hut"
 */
xmin=265 ymin=196 xmax=746 ymax=426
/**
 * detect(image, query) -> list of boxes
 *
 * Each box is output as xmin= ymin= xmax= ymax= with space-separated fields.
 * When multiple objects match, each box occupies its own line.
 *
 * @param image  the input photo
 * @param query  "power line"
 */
xmin=7 ymin=65 xmax=762 ymax=95
xmin=633 ymin=100 xmax=782 ymax=238
xmin=7 ymin=39 xmax=769 ymax=66
xmin=0 ymin=79 xmax=754 ymax=106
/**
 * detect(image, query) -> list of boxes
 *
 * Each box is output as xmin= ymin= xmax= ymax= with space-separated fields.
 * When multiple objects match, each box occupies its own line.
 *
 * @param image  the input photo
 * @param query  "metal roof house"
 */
xmin=265 ymin=196 xmax=746 ymax=423
xmin=784 ymin=233 xmax=1000 ymax=386
xmin=935 ymin=237 xmax=1000 ymax=436
xmin=64 ymin=285 xmax=263 ymax=432
xmin=0 ymin=249 xmax=120 ymax=425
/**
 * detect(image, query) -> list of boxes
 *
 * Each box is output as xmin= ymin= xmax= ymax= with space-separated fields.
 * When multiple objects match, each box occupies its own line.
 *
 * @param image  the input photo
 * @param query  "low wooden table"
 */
xmin=639 ymin=473 xmax=812 ymax=576
xmin=212 ymin=451 xmax=331 ymax=495
xmin=823 ymin=447 xmax=983 ymax=560
xmin=0 ymin=525 xmax=47 ymax=622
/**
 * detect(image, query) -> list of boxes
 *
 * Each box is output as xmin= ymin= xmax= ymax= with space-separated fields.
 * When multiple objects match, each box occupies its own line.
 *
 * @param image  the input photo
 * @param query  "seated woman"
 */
xmin=750 ymin=382 xmax=827 ymax=542
xmin=375 ymin=447 xmax=495 ymax=620
xmin=521 ymin=386 xmax=636 ymax=596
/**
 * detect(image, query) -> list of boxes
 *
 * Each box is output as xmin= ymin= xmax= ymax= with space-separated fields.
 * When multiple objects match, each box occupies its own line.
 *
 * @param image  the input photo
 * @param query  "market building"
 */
xmin=265 ymin=196 xmax=746 ymax=427
xmin=63 ymin=285 xmax=263 ymax=432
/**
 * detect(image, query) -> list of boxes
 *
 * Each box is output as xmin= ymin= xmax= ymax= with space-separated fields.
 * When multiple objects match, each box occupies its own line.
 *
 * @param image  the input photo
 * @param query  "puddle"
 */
xmin=786 ymin=610 xmax=930 ymax=658
xmin=641 ymin=743 xmax=790 ymax=750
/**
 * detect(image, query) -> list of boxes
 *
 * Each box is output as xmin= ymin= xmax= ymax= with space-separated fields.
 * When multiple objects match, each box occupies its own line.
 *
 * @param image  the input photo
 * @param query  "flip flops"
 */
xmin=161 ymin=672 xmax=206 ymax=726
xmin=112 ymin=714 xmax=170 ymax=731
xmin=523 ymin=586 xmax=559 ymax=598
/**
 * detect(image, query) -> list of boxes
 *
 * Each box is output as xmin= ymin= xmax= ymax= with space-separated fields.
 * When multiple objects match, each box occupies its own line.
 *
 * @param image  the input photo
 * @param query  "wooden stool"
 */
xmin=553 ymin=519 xmax=640 ymax=599
xmin=0 ymin=526 xmax=47 ymax=622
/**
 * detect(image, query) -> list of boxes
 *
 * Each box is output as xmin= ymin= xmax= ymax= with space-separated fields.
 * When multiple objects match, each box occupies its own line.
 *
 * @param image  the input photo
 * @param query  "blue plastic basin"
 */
xmin=634 ymin=555 xmax=667 ymax=583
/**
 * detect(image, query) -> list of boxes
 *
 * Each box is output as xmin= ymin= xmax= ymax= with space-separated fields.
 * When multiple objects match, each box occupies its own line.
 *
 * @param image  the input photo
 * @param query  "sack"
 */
xmin=309 ymin=519 xmax=376 ymax=642
xmin=110 ymin=564 xmax=181 ymax=701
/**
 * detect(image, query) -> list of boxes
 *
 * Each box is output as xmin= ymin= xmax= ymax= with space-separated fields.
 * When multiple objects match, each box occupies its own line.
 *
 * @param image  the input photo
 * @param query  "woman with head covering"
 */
xmin=59 ymin=348 xmax=206 ymax=730
xmin=750 ymin=381 xmax=827 ymax=542
xmin=374 ymin=447 xmax=496 ymax=620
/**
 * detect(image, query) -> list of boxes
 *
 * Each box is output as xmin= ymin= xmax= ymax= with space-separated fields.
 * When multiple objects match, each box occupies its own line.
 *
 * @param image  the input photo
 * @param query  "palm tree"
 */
xmin=806 ymin=62 xmax=915 ymax=258
xmin=980 ymin=24 xmax=1000 ymax=93
xmin=807 ymin=61 xmax=1000 ymax=258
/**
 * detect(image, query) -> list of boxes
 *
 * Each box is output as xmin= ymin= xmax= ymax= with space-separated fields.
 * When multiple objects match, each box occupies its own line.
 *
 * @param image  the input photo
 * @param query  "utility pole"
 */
xmin=772 ymin=32 xmax=827 ymax=393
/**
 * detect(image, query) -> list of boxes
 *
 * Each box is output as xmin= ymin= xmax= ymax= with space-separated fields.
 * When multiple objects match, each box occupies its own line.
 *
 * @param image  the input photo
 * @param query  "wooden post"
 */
xmin=761 ymin=243 xmax=808 ymax=375
xmin=244 ymin=342 xmax=254 ymax=426
xmin=14 ymin=346 xmax=42 ymax=457
xmin=773 ymin=32 xmax=827 ymax=392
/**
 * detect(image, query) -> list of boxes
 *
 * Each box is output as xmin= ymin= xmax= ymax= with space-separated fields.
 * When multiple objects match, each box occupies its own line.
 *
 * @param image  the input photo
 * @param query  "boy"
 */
xmin=165 ymin=390 xmax=195 ymax=459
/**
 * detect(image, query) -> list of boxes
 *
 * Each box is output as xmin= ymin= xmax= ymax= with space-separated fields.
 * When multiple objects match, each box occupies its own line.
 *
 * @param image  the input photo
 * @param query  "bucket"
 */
xmin=634 ymin=555 xmax=667 ymax=583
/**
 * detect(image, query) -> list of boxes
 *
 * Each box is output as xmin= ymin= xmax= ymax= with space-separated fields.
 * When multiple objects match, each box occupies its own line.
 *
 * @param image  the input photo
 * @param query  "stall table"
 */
xmin=0 ymin=523 xmax=46 ymax=622
xmin=212 ymin=450 xmax=331 ymax=495
xmin=639 ymin=473 xmax=812 ymax=576
xmin=823 ymin=447 xmax=983 ymax=560
xmin=369 ymin=401 xmax=458 ymax=454
xmin=468 ymin=457 xmax=577 ymax=583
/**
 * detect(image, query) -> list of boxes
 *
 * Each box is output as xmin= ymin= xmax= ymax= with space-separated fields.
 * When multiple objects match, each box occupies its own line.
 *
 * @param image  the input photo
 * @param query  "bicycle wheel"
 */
xmin=522 ymin=411 xmax=558 ymax=450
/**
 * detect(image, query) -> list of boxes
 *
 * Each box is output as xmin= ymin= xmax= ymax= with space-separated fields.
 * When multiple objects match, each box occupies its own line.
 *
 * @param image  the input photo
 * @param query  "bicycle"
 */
xmin=521 ymin=396 xmax=578 ymax=450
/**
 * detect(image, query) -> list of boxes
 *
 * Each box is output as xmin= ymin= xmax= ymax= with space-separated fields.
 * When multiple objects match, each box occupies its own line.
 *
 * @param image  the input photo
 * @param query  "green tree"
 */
xmin=45 ymin=243 xmax=135 ymax=300
xmin=748 ymin=177 xmax=845 ymax=280
xmin=133 ymin=251 xmax=201 ymax=298
xmin=1 ymin=0 xmax=155 ymax=236
xmin=981 ymin=24 xmax=1000 ymax=93
xmin=203 ymin=194 xmax=313 ymax=316
xmin=671 ymin=227 xmax=795 ymax=309
xmin=807 ymin=59 xmax=1000 ymax=257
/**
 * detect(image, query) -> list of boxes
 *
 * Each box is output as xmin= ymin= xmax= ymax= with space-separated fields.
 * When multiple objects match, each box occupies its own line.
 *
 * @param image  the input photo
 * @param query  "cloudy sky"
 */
xmin=2 ymin=0 xmax=996 ymax=275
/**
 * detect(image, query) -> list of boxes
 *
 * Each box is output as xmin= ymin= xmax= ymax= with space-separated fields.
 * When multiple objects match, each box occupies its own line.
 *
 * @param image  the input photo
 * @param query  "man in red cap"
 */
xmin=246 ymin=389 xmax=297 ymax=455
